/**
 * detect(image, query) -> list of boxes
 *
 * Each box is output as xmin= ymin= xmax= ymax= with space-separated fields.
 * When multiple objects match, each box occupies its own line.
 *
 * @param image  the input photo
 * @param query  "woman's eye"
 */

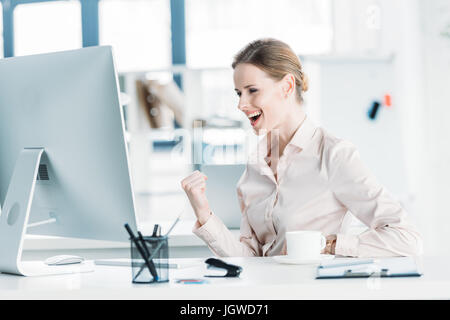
xmin=249 ymin=88 xmax=258 ymax=94
xmin=236 ymin=91 xmax=241 ymax=97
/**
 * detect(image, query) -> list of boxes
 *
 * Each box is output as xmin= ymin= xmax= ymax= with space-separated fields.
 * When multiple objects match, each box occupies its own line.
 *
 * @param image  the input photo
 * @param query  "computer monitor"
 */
xmin=200 ymin=164 xmax=246 ymax=229
xmin=0 ymin=46 xmax=138 ymax=276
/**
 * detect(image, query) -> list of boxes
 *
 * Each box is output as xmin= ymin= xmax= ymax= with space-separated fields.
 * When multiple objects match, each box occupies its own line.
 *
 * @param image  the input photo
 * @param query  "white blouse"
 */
xmin=193 ymin=117 xmax=423 ymax=257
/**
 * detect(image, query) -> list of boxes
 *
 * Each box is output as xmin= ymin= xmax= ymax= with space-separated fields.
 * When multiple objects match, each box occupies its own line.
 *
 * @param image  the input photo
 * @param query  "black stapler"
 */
xmin=204 ymin=258 xmax=243 ymax=278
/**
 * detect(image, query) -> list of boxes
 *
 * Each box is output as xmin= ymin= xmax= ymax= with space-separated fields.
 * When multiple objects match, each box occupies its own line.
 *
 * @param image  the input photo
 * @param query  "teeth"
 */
xmin=248 ymin=111 xmax=262 ymax=119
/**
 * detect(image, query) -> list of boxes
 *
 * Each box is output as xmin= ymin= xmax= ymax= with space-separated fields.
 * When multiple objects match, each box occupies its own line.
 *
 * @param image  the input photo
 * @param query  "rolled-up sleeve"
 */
xmin=192 ymin=185 xmax=262 ymax=257
xmin=329 ymin=141 xmax=423 ymax=257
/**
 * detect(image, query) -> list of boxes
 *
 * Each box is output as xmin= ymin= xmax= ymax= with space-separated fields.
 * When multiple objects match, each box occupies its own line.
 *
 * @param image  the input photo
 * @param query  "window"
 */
xmin=185 ymin=0 xmax=333 ymax=68
xmin=0 ymin=1 xmax=3 ymax=58
xmin=183 ymin=0 xmax=333 ymax=124
xmin=13 ymin=0 xmax=82 ymax=56
xmin=99 ymin=0 xmax=172 ymax=72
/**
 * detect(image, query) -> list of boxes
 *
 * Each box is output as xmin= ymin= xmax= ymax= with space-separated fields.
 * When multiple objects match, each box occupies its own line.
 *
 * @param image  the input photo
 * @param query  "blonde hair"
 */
xmin=232 ymin=38 xmax=308 ymax=103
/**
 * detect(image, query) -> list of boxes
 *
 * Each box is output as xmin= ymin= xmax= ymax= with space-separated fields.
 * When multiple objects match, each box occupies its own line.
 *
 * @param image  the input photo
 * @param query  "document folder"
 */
xmin=316 ymin=256 xmax=423 ymax=279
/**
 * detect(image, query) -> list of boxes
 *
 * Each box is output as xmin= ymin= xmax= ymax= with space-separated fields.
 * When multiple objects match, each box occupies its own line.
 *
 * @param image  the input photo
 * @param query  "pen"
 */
xmin=147 ymin=213 xmax=182 ymax=260
xmin=124 ymin=224 xmax=159 ymax=281
xmin=152 ymin=224 xmax=159 ymax=237
xmin=135 ymin=212 xmax=183 ymax=278
xmin=137 ymin=231 xmax=149 ymax=255
xmin=137 ymin=230 xmax=159 ymax=278
xmin=165 ymin=210 xmax=183 ymax=236
xmin=133 ymin=238 xmax=166 ymax=280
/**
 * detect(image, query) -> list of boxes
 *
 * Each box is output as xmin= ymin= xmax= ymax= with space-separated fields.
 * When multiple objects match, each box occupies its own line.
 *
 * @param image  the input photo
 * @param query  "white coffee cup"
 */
xmin=285 ymin=230 xmax=326 ymax=260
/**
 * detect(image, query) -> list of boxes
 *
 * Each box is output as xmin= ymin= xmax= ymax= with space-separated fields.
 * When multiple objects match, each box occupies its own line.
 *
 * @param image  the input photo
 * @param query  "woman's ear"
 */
xmin=281 ymin=73 xmax=296 ymax=99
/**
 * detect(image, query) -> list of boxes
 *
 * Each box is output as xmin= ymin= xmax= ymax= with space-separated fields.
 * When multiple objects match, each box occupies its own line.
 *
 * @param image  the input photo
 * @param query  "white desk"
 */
xmin=0 ymin=256 xmax=449 ymax=299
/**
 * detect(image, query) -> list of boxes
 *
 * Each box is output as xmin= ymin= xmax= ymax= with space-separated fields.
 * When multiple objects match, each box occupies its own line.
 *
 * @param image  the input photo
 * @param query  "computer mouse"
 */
xmin=44 ymin=255 xmax=84 ymax=266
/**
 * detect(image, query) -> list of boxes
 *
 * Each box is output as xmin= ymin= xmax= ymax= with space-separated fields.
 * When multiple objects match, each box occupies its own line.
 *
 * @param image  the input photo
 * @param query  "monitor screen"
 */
xmin=0 ymin=46 xmax=137 ymax=242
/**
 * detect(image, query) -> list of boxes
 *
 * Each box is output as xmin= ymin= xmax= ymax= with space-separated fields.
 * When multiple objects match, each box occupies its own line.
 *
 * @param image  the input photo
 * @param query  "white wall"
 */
xmin=380 ymin=0 xmax=429 ymax=251
xmin=419 ymin=0 xmax=450 ymax=255
xmin=328 ymin=0 xmax=450 ymax=255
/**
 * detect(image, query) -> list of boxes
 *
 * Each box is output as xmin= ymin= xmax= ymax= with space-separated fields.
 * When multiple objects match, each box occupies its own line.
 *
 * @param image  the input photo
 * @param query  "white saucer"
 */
xmin=273 ymin=254 xmax=334 ymax=265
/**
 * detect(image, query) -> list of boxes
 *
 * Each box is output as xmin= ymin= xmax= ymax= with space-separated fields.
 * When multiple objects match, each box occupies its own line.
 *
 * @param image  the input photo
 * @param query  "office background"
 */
xmin=0 ymin=0 xmax=449 ymax=257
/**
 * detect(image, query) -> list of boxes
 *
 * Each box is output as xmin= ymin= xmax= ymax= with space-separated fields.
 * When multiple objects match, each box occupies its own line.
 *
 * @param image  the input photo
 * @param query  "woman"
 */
xmin=181 ymin=38 xmax=422 ymax=258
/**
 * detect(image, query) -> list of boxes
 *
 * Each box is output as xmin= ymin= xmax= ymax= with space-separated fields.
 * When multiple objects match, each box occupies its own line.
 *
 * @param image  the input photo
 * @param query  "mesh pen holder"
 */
xmin=130 ymin=235 xmax=169 ymax=284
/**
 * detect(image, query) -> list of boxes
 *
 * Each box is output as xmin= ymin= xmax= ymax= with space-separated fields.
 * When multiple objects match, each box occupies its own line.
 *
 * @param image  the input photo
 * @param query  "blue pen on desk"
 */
xmin=176 ymin=279 xmax=209 ymax=285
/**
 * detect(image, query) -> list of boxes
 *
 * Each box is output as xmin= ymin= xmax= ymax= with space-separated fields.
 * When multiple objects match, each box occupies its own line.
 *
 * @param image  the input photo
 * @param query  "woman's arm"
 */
xmin=183 ymin=170 xmax=262 ymax=257
xmin=192 ymin=209 xmax=262 ymax=257
xmin=329 ymin=141 xmax=423 ymax=257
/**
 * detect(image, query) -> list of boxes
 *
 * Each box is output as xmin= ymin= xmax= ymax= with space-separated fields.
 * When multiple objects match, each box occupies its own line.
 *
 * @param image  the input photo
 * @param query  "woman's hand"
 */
xmin=323 ymin=234 xmax=337 ymax=255
xmin=181 ymin=170 xmax=211 ymax=225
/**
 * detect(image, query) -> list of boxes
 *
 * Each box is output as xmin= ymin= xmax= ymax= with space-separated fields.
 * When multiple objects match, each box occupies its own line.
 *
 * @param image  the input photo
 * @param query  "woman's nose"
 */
xmin=237 ymin=97 xmax=249 ymax=112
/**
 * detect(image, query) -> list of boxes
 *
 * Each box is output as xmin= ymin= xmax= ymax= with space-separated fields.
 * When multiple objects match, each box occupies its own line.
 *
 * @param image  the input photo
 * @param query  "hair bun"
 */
xmin=301 ymin=72 xmax=309 ymax=92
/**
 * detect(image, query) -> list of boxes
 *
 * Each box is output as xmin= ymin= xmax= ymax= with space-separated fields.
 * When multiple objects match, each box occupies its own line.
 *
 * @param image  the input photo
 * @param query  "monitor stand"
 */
xmin=0 ymin=148 xmax=93 ymax=276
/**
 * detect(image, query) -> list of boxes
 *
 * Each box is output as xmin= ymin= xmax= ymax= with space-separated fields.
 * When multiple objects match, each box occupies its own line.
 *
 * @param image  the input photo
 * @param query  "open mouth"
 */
xmin=248 ymin=111 xmax=262 ymax=126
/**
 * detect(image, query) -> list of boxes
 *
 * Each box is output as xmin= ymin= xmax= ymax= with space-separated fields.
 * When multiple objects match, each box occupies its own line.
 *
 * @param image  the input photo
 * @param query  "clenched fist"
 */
xmin=181 ymin=170 xmax=211 ymax=225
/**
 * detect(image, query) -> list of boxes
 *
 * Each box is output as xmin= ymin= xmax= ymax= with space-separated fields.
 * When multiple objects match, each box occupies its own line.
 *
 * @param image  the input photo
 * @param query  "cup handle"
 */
xmin=320 ymin=235 xmax=326 ymax=250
